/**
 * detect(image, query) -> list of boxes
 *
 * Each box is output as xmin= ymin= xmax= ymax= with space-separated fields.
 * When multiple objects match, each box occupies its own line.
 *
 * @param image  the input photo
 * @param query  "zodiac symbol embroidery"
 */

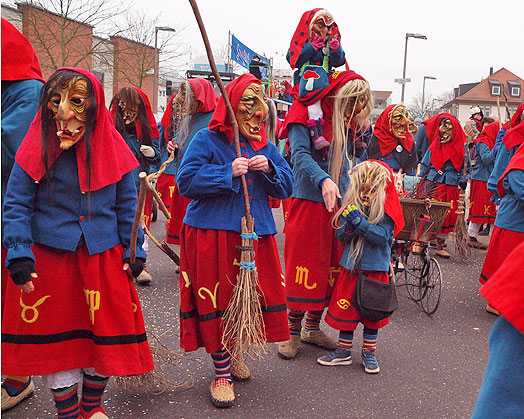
xmin=328 ymin=267 xmax=341 ymax=287
xmin=295 ymin=266 xmax=317 ymax=290
xmin=84 ymin=289 xmax=100 ymax=325
xmin=181 ymin=271 xmax=191 ymax=288
xmin=484 ymin=205 xmax=491 ymax=215
xmin=132 ymin=303 xmax=138 ymax=313
xmin=169 ymin=185 xmax=176 ymax=198
xmin=198 ymin=283 xmax=219 ymax=309
xmin=20 ymin=293 xmax=51 ymax=324
xmin=337 ymin=299 xmax=350 ymax=310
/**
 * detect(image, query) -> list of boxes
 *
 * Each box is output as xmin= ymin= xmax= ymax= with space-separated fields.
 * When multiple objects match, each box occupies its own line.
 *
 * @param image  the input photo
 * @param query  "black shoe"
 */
xmin=478 ymin=224 xmax=491 ymax=236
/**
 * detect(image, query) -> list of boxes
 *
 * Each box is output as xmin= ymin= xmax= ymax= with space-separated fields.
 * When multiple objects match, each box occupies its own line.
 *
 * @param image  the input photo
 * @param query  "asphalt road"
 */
xmin=4 ymin=209 xmax=496 ymax=419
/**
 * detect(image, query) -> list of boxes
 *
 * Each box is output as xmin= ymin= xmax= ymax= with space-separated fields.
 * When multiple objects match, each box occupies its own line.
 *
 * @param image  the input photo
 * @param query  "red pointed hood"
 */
xmin=373 ymin=104 xmax=414 ymax=155
xmin=426 ymin=113 xmax=466 ymax=171
xmin=473 ymin=121 xmax=499 ymax=149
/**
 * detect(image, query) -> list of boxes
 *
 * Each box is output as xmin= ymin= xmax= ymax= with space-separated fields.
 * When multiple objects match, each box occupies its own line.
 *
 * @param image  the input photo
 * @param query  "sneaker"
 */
xmin=361 ymin=349 xmax=380 ymax=374
xmin=210 ymin=378 xmax=234 ymax=408
xmin=468 ymin=237 xmax=488 ymax=250
xmin=317 ymin=348 xmax=352 ymax=366
xmin=300 ymin=329 xmax=338 ymax=350
xmin=277 ymin=335 xmax=300 ymax=360
xmin=136 ymin=269 xmax=152 ymax=285
xmin=1 ymin=377 xmax=35 ymax=411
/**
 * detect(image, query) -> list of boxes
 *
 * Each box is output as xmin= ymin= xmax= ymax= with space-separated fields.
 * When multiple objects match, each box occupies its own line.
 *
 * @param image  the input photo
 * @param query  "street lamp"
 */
xmin=421 ymin=75 xmax=437 ymax=117
xmin=400 ymin=32 xmax=427 ymax=103
xmin=153 ymin=26 xmax=176 ymax=114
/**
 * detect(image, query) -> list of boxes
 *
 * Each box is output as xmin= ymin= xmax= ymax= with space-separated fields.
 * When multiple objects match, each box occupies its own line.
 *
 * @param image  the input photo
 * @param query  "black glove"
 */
xmin=8 ymin=257 xmax=35 ymax=285
xmin=459 ymin=181 xmax=467 ymax=191
xmin=124 ymin=257 xmax=145 ymax=278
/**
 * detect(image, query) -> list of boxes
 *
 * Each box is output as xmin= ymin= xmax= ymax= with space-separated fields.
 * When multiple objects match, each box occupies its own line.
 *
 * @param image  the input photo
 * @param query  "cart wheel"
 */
xmin=420 ymin=257 xmax=442 ymax=315
xmin=404 ymin=250 xmax=423 ymax=302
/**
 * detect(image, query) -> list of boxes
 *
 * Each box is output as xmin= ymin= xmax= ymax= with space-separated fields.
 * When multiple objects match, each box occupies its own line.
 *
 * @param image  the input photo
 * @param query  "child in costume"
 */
xmin=419 ymin=113 xmax=470 ymax=259
xmin=110 ymin=87 xmax=161 ymax=284
xmin=278 ymin=70 xmax=373 ymax=361
xmin=176 ymin=74 xmax=293 ymax=408
xmin=158 ymin=78 xmax=218 ymax=245
xmin=287 ymin=8 xmax=346 ymax=151
xmin=2 ymin=68 xmax=154 ymax=419
xmin=318 ymin=160 xmax=404 ymax=373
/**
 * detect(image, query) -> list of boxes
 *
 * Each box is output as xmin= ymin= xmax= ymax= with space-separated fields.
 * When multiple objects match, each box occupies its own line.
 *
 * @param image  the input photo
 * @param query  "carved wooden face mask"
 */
xmin=235 ymin=83 xmax=269 ymax=142
xmin=390 ymin=105 xmax=409 ymax=140
xmin=118 ymin=97 xmax=139 ymax=125
xmin=439 ymin=117 xmax=453 ymax=144
xmin=310 ymin=12 xmax=334 ymax=39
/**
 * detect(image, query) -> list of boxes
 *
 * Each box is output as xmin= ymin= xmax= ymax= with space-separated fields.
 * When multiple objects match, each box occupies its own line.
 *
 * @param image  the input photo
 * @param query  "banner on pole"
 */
xmin=230 ymin=34 xmax=269 ymax=78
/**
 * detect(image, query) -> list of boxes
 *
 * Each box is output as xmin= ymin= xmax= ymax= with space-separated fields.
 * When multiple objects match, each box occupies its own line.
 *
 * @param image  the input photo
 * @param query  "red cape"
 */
xmin=280 ymin=70 xmax=365 ymax=141
xmin=160 ymin=94 xmax=177 ymax=140
xmin=288 ymin=8 xmax=343 ymax=69
xmin=502 ymin=119 xmax=524 ymax=151
xmin=1 ymin=18 xmax=43 ymax=83
xmin=480 ymin=241 xmax=524 ymax=334
xmin=208 ymin=73 xmax=267 ymax=152
xmin=497 ymin=142 xmax=524 ymax=198
xmin=373 ymin=104 xmax=414 ymax=155
xmin=502 ymin=103 xmax=524 ymax=130
xmin=473 ymin=120 xmax=499 ymax=149
xmin=16 ymin=68 xmax=138 ymax=192
xmin=427 ymin=113 xmax=466 ymax=171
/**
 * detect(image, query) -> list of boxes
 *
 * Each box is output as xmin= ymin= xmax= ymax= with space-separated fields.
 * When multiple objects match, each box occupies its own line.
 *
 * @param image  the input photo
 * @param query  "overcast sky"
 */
xmin=149 ymin=0 xmax=524 ymax=106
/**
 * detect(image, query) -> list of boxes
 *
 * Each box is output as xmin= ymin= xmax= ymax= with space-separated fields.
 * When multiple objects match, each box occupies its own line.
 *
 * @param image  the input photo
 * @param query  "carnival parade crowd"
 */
xmin=1 ymin=7 xmax=523 ymax=418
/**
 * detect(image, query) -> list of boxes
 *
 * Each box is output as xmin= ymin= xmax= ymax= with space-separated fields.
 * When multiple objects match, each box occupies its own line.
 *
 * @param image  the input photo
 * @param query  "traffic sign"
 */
xmin=394 ymin=78 xmax=411 ymax=84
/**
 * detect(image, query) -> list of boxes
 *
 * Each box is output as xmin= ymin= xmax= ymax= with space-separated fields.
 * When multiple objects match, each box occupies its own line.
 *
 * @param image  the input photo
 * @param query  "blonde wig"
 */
xmin=329 ymin=78 xmax=373 ymax=186
xmin=265 ymin=98 xmax=278 ymax=145
xmin=333 ymin=160 xmax=390 ymax=264
xmin=175 ymin=80 xmax=197 ymax=143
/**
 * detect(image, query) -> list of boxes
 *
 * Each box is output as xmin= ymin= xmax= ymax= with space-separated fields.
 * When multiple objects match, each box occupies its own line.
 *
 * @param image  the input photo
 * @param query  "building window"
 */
xmin=508 ymin=81 xmax=521 ymax=98
xmin=511 ymin=87 xmax=520 ymax=97
xmin=491 ymin=85 xmax=500 ymax=96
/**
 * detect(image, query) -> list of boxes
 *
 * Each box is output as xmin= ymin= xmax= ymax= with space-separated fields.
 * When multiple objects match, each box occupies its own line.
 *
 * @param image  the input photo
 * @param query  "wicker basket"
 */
xmin=397 ymin=197 xmax=451 ymax=242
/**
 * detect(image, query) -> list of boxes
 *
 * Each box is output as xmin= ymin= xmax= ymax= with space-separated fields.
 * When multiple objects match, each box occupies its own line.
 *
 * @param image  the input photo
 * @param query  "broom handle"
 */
xmin=188 ymin=0 xmax=253 ymax=230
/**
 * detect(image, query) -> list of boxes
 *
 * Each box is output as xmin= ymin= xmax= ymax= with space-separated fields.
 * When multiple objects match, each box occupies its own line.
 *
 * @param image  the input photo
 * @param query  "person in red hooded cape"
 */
xmin=318 ymin=160 xmax=404 ymax=374
xmin=175 ymin=73 xmax=293 ymax=408
xmin=2 ymin=68 xmax=154 ymax=419
xmin=1 ymin=16 xmax=44 ymax=412
xmin=278 ymin=70 xmax=374 ymax=361
xmin=467 ymin=121 xmax=499 ymax=247
xmin=479 ymin=140 xmax=524 ymax=312
xmin=110 ymin=86 xmax=161 ymax=285
xmin=157 ymin=78 xmax=218 ymax=246
xmin=472 ymin=241 xmax=524 ymax=418
xmin=367 ymin=104 xmax=419 ymax=175
xmin=419 ymin=113 xmax=470 ymax=258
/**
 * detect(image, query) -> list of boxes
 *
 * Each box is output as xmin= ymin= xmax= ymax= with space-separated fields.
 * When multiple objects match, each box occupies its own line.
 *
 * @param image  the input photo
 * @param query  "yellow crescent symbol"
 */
xmin=20 ymin=294 xmax=51 ymax=324
xmin=198 ymin=283 xmax=219 ymax=309
xmin=181 ymin=271 xmax=191 ymax=288
xmin=132 ymin=303 xmax=138 ymax=313
xmin=337 ymin=299 xmax=350 ymax=310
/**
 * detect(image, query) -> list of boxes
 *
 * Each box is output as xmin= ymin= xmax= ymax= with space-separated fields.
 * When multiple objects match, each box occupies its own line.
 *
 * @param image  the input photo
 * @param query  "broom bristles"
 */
xmin=454 ymin=191 xmax=471 ymax=261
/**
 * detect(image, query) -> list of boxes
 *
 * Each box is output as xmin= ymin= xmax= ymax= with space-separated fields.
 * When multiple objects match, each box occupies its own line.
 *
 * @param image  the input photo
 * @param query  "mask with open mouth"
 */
xmin=47 ymin=76 xmax=89 ymax=150
xmin=439 ymin=117 xmax=453 ymax=144
xmin=235 ymin=83 xmax=269 ymax=142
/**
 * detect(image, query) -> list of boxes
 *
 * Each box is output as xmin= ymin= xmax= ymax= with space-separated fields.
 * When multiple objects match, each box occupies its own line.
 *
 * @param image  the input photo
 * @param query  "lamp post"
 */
xmin=401 ymin=32 xmax=427 ymax=103
xmin=421 ymin=75 xmax=437 ymax=117
xmin=153 ymin=26 xmax=176 ymax=114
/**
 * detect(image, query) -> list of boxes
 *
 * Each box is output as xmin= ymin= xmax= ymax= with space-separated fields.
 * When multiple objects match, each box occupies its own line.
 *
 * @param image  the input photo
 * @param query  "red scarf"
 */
xmin=373 ymin=104 xmax=414 ymax=155
xmin=502 ymin=103 xmax=524 ymax=130
xmin=473 ymin=120 xmax=499 ymax=149
xmin=427 ymin=113 xmax=466 ymax=171
xmin=208 ymin=73 xmax=267 ymax=152
xmin=502 ymin=119 xmax=524 ymax=151
xmin=1 ymin=18 xmax=43 ymax=82
xmin=497 ymin=142 xmax=524 ymax=198
xmin=16 ymin=68 xmax=138 ymax=192
xmin=280 ymin=70 xmax=365 ymax=141
xmin=288 ymin=8 xmax=342 ymax=69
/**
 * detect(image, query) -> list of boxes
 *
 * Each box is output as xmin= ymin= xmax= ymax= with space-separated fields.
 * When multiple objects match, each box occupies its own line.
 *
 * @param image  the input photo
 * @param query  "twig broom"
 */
xmin=454 ymin=150 xmax=471 ymax=261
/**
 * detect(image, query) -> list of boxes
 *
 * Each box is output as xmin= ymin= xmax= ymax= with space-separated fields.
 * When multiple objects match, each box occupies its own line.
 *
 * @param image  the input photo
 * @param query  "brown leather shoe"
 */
xmin=277 ymin=335 xmax=300 ymax=359
xmin=136 ymin=269 xmax=152 ymax=285
xmin=210 ymin=378 xmax=234 ymax=408
xmin=230 ymin=357 xmax=251 ymax=381
xmin=300 ymin=329 xmax=338 ymax=350
xmin=468 ymin=237 xmax=488 ymax=250
xmin=435 ymin=248 xmax=451 ymax=259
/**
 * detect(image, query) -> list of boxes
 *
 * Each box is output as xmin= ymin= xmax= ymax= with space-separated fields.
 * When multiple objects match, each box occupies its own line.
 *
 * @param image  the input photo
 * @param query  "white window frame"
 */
xmin=491 ymin=85 xmax=501 ymax=96
xmin=511 ymin=87 xmax=520 ymax=97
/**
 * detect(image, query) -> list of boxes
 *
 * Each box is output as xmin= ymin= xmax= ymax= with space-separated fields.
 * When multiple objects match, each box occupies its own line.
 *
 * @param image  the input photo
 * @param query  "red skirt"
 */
xmin=468 ymin=180 xmax=496 ymax=224
xmin=2 ymin=246 xmax=7 ymax=319
xmin=179 ymin=225 xmax=289 ymax=353
xmin=1 ymin=244 xmax=154 ymax=377
xmin=156 ymin=173 xmax=176 ymax=211
xmin=432 ymin=183 xmax=459 ymax=234
xmin=166 ymin=185 xmax=192 ymax=245
xmin=137 ymin=192 xmax=154 ymax=230
xmin=479 ymin=227 xmax=524 ymax=284
xmin=281 ymin=197 xmax=292 ymax=226
xmin=284 ymin=199 xmax=343 ymax=311
xmin=325 ymin=268 xmax=390 ymax=331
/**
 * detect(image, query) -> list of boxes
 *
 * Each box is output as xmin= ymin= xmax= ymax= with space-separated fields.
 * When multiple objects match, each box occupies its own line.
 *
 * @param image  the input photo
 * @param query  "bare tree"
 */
xmin=408 ymin=92 xmax=434 ymax=118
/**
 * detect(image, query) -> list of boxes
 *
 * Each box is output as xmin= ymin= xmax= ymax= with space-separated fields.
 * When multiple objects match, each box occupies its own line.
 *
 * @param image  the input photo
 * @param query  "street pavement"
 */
xmin=4 ymin=209 xmax=496 ymax=419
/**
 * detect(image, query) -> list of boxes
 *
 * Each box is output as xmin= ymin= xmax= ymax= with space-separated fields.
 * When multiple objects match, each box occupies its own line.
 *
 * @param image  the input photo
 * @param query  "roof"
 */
xmin=372 ymin=90 xmax=392 ymax=100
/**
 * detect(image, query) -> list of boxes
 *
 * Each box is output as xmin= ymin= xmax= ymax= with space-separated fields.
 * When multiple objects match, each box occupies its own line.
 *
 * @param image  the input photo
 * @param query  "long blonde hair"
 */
xmin=329 ymin=78 xmax=373 ymax=186
xmin=175 ymin=80 xmax=196 ymax=143
xmin=333 ymin=161 xmax=390 ymax=264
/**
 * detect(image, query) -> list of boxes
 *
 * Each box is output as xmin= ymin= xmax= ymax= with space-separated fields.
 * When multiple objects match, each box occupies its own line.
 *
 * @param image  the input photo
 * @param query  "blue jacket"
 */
xmin=337 ymin=213 xmax=394 ymax=272
xmin=1 ymin=79 xmax=43 ymax=203
xmin=414 ymin=124 xmax=429 ymax=158
xmin=177 ymin=128 xmax=294 ymax=235
xmin=471 ymin=142 xmax=496 ymax=182
xmin=3 ymin=148 xmax=146 ymax=268
xmin=156 ymin=111 xmax=214 ymax=176
xmin=492 ymin=127 xmax=507 ymax=156
xmin=420 ymin=147 xmax=470 ymax=186
xmin=488 ymin=142 xmax=520 ymax=204
xmin=495 ymin=169 xmax=524 ymax=233
xmin=122 ymin=127 xmax=161 ymax=188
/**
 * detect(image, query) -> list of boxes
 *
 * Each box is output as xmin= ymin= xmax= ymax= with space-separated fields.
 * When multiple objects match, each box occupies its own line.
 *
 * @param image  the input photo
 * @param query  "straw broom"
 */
xmin=454 ymin=149 xmax=471 ymax=261
xmin=189 ymin=0 xmax=267 ymax=360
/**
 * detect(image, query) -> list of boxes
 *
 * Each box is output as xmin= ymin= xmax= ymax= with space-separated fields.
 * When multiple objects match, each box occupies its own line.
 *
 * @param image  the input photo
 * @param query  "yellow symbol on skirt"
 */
xmin=20 ymin=293 xmax=51 ymax=324
xmin=198 ymin=283 xmax=219 ymax=309
xmin=295 ymin=266 xmax=316 ymax=290
xmin=449 ymin=200 xmax=454 ymax=210
xmin=337 ymin=299 xmax=350 ymax=310
xmin=281 ymin=273 xmax=286 ymax=287
xmin=181 ymin=271 xmax=191 ymax=288
xmin=169 ymin=185 xmax=176 ymax=198
xmin=232 ymin=258 xmax=241 ymax=267
xmin=84 ymin=289 xmax=100 ymax=325
xmin=484 ymin=205 xmax=491 ymax=215
xmin=328 ymin=267 xmax=341 ymax=288
xmin=144 ymin=214 xmax=150 ymax=227
xmin=132 ymin=303 xmax=138 ymax=313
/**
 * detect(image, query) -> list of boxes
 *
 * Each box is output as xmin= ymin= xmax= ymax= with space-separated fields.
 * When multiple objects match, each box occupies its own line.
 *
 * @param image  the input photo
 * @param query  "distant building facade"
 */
xmin=371 ymin=90 xmax=393 ymax=123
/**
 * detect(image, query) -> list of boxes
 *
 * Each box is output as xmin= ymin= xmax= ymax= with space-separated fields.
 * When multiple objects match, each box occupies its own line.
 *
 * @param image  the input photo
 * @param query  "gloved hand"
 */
xmin=140 ymin=145 xmax=155 ymax=158
xmin=124 ymin=257 xmax=145 ymax=278
xmin=459 ymin=181 xmax=467 ymax=191
xmin=309 ymin=35 xmax=325 ymax=51
xmin=341 ymin=205 xmax=363 ymax=231
xmin=329 ymin=37 xmax=340 ymax=51
xmin=8 ymin=257 xmax=35 ymax=285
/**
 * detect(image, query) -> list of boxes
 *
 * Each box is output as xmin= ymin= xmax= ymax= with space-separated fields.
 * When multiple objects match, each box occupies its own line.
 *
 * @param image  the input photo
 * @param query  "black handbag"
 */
xmin=351 ymin=265 xmax=398 ymax=322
